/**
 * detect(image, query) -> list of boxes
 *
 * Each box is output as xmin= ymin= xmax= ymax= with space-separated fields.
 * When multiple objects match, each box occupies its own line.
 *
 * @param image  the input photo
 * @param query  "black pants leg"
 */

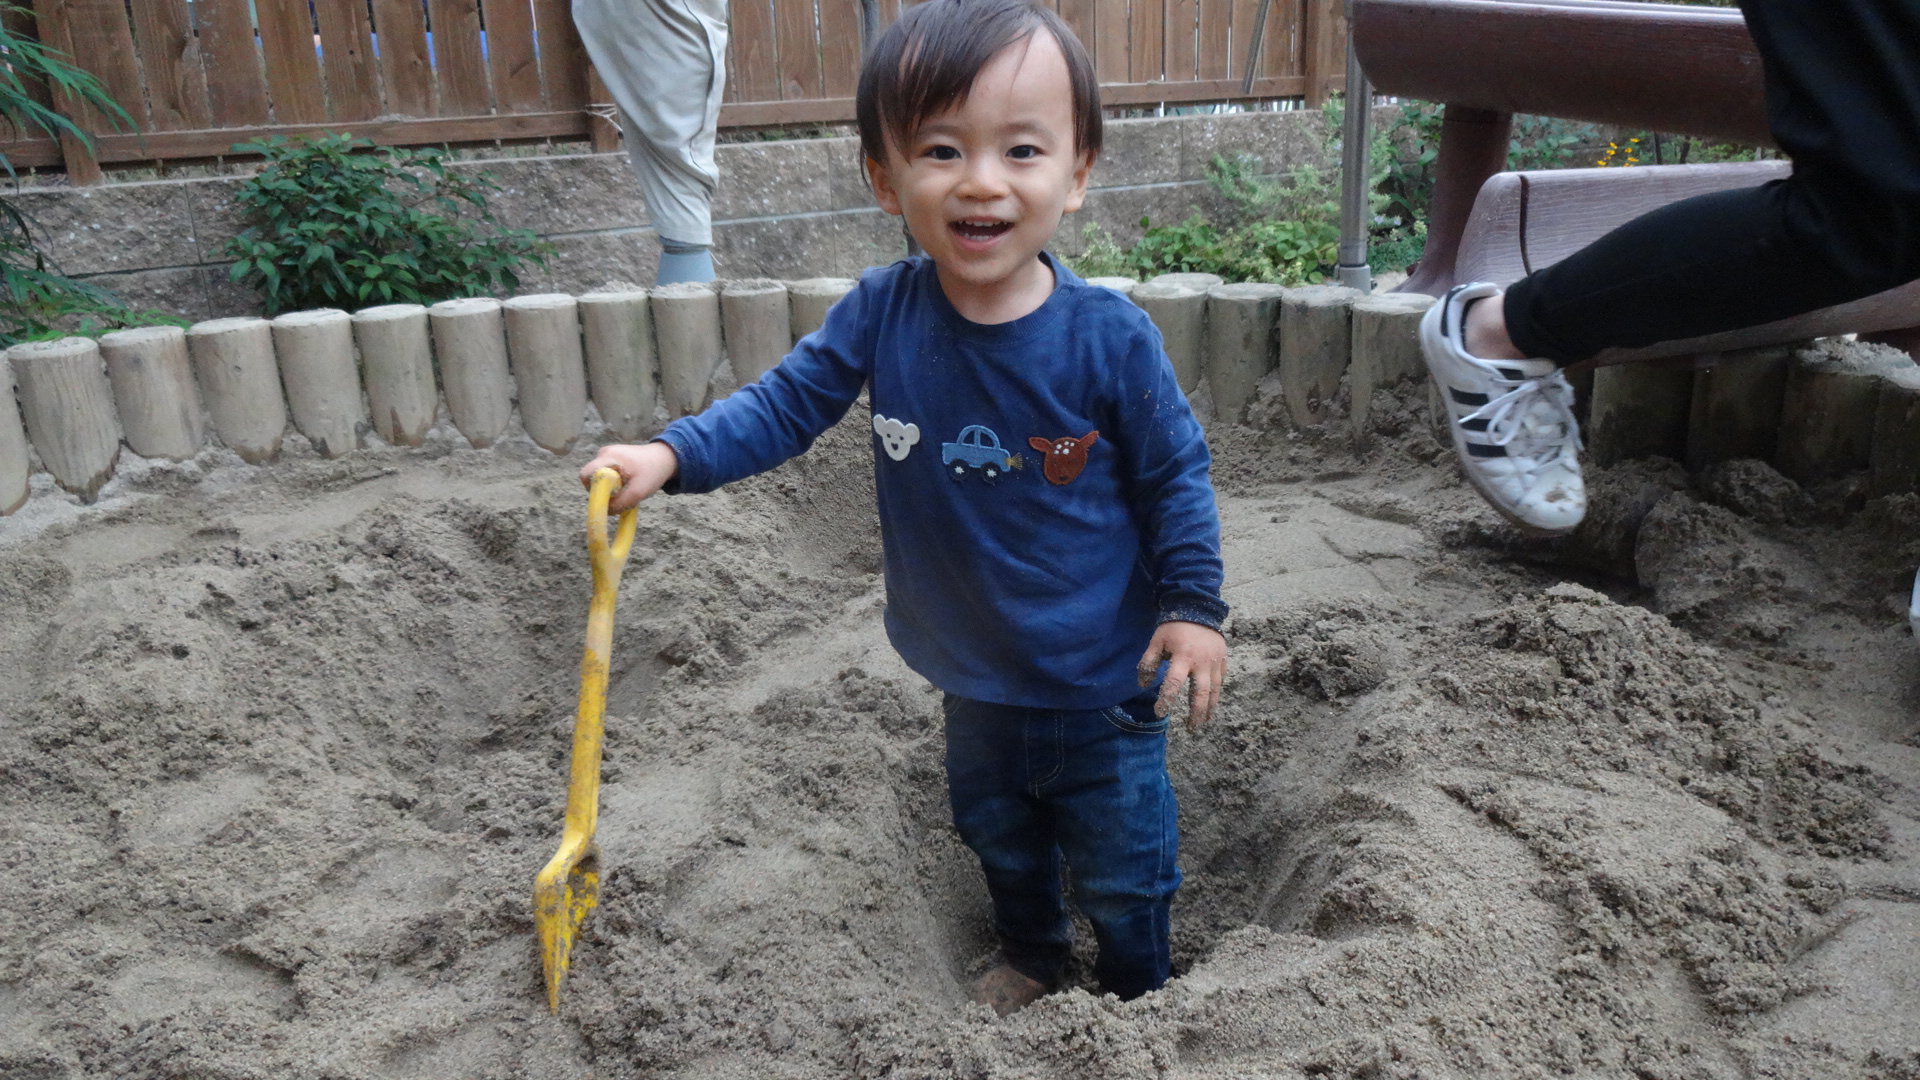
xmin=1502 ymin=0 xmax=1920 ymax=365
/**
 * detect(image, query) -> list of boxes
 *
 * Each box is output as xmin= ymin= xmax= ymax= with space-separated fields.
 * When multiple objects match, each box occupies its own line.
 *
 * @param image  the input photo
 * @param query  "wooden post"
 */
xmin=586 ymin=64 xmax=621 ymax=153
xmin=1084 ymin=277 xmax=1138 ymax=296
xmin=1588 ymin=362 xmax=1694 ymax=467
xmin=0 ymin=361 xmax=28 ymax=514
xmin=652 ymin=282 xmax=723 ymax=418
xmin=29 ymin=0 xmax=105 ymax=185
xmin=271 ymin=309 xmax=366 ymax=458
xmin=1870 ymin=365 xmax=1920 ymax=498
xmin=98 ymin=325 xmax=203 ymax=460
xmin=721 ymin=279 xmax=792 ymax=385
xmin=1207 ymin=283 xmax=1285 ymax=425
xmin=1774 ymin=344 xmax=1907 ymax=484
xmin=788 ymin=278 xmax=856 ymax=341
xmin=1151 ymin=272 xmax=1225 ymax=291
xmin=429 ymin=297 xmax=517 ymax=448
xmin=8 ymin=337 xmax=122 ymax=498
xmin=578 ymin=287 xmax=657 ymax=441
xmin=1131 ymin=282 xmax=1206 ymax=393
xmin=503 ymin=293 xmax=589 ymax=453
xmin=187 ymin=317 xmax=285 ymax=465
xmin=351 ymin=304 xmax=439 ymax=447
xmin=1349 ymin=292 xmax=1436 ymax=438
xmin=1684 ymin=345 xmax=1792 ymax=470
xmin=1302 ymin=0 xmax=1335 ymax=107
xmin=1277 ymin=284 xmax=1362 ymax=426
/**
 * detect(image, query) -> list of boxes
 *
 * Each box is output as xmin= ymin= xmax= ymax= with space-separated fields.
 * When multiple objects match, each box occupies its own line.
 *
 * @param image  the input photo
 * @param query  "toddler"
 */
xmin=580 ymin=0 xmax=1227 ymax=1014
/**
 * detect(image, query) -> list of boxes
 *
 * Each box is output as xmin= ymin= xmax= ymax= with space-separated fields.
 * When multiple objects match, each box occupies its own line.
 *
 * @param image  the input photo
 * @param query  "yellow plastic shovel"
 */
xmin=535 ymin=466 xmax=637 ymax=1012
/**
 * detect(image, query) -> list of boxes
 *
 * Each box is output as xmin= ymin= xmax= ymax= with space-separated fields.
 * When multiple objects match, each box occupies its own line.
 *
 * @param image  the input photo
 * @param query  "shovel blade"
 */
xmin=534 ymin=844 xmax=600 ymax=1012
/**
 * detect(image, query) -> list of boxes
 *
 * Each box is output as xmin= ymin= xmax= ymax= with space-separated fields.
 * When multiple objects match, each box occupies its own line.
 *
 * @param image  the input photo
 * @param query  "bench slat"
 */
xmin=1353 ymin=0 xmax=1770 ymax=145
xmin=1454 ymin=163 xmax=1920 ymax=363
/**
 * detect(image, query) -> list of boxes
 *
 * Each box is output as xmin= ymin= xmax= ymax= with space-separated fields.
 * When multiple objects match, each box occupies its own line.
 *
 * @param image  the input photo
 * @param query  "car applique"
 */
xmin=941 ymin=425 xmax=1016 ymax=481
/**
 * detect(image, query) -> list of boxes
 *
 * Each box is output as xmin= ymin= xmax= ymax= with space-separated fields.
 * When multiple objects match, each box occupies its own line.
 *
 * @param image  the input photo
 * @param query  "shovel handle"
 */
xmin=587 ymin=467 xmax=639 ymax=582
xmin=537 ymin=468 xmax=640 ymax=1014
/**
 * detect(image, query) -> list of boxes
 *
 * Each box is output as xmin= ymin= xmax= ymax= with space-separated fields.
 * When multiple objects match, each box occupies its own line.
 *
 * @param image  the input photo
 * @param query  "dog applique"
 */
xmin=1028 ymin=430 xmax=1099 ymax=485
xmin=873 ymin=414 xmax=921 ymax=462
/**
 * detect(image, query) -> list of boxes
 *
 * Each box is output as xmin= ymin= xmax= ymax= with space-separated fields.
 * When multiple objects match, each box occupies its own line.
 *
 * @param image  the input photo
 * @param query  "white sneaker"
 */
xmin=1420 ymin=282 xmax=1587 ymax=535
xmin=1908 ymin=567 xmax=1919 ymax=641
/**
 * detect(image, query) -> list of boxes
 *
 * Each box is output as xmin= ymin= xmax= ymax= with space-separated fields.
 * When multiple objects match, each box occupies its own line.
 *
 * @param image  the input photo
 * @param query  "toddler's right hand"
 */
xmin=579 ymin=441 xmax=679 ymax=512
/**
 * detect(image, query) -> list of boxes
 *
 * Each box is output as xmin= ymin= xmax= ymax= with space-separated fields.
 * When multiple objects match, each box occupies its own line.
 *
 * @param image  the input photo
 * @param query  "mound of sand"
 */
xmin=0 ymin=384 xmax=1916 ymax=1079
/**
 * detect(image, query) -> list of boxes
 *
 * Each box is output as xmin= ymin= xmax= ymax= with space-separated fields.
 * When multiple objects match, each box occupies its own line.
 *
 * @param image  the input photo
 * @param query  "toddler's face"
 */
xmin=866 ymin=31 xmax=1092 ymax=314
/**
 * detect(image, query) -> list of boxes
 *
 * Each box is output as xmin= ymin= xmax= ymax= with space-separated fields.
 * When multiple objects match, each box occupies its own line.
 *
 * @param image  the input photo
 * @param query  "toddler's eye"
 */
xmin=926 ymin=145 xmax=960 ymax=161
xmin=1008 ymin=145 xmax=1039 ymax=160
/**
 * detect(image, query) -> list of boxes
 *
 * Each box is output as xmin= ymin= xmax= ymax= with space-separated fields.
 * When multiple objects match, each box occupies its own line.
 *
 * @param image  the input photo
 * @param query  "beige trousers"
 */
xmin=572 ymin=0 xmax=730 ymax=247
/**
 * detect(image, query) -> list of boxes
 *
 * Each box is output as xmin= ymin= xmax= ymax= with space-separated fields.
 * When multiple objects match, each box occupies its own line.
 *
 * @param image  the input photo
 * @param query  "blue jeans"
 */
xmin=943 ymin=691 xmax=1182 ymax=1000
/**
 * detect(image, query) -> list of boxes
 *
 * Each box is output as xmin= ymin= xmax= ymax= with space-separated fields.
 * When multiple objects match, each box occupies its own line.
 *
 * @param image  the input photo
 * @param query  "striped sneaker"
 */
xmin=1908 ymin=567 xmax=1919 ymax=641
xmin=1420 ymin=282 xmax=1586 ymax=535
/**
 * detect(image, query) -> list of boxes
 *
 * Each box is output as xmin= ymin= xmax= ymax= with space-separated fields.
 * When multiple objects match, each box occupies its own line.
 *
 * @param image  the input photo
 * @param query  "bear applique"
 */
xmin=873 ymin=414 xmax=920 ymax=461
xmin=1028 ymin=430 xmax=1099 ymax=485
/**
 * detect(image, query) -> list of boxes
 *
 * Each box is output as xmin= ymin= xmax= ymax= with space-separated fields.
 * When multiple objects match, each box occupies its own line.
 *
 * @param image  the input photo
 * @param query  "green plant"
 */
xmin=223 ymin=133 xmax=552 ymax=315
xmin=0 ymin=2 xmax=172 ymax=346
xmin=0 ymin=201 xmax=186 ymax=342
xmin=1068 ymin=150 xmax=1344 ymax=285
xmin=1378 ymin=99 xmax=1444 ymax=229
xmin=1320 ymin=97 xmax=1432 ymax=275
xmin=1509 ymin=113 xmax=1600 ymax=171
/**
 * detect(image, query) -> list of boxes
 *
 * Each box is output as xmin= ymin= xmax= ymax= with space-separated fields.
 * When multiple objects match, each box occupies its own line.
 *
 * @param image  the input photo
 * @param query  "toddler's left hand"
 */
xmin=1137 ymin=621 xmax=1227 ymax=731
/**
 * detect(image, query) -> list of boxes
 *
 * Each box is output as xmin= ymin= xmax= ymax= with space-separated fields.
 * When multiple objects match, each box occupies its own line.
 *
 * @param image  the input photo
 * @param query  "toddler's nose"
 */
xmin=956 ymin=158 xmax=1011 ymax=199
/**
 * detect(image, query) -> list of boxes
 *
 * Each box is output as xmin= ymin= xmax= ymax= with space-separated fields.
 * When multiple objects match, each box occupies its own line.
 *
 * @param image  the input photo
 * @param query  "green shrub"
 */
xmin=1070 ymin=152 xmax=1342 ymax=285
xmin=223 ymin=133 xmax=552 ymax=315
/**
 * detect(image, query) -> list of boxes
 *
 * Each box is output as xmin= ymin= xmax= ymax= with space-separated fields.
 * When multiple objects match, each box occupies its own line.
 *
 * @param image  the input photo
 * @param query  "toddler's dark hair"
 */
xmin=856 ymin=0 xmax=1102 ymax=166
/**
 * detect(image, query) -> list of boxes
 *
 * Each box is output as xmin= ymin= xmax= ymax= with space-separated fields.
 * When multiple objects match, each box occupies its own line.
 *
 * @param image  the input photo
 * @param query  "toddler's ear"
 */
xmin=866 ymin=156 xmax=904 ymax=217
xmin=1063 ymin=151 xmax=1095 ymax=214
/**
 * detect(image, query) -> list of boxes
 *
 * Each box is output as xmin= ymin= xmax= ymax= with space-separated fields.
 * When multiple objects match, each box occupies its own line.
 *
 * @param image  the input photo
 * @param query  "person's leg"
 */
xmin=1498 ymin=0 xmax=1920 ymax=364
xmin=574 ymin=0 xmax=730 ymax=284
xmin=1425 ymin=0 xmax=1918 ymax=533
xmin=943 ymin=695 xmax=1073 ymax=1000
xmin=656 ymin=234 xmax=717 ymax=286
xmin=1421 ymin=283 xmax=1588 ymax=534
xmin=1047 ymin=693 xmax=1181 ymax=1001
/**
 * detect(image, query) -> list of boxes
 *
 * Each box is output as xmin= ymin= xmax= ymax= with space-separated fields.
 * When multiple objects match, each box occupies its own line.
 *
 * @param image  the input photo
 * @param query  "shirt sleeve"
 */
xmin=1107 ymin=311 xmax=1230 ymax=631
xmin=656 ymin=280 xmax=872 ymax=494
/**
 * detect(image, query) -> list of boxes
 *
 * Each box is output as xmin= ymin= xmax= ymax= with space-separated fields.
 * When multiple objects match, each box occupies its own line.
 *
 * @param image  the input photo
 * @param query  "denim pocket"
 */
xmin=1100 ymin=699 xmax=1169 ymax=735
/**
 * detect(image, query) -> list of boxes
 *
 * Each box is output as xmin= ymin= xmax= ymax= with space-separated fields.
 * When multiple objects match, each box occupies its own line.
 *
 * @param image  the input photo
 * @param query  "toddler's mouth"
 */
xmin=950 ymin=219 xmax=1014 ymax=242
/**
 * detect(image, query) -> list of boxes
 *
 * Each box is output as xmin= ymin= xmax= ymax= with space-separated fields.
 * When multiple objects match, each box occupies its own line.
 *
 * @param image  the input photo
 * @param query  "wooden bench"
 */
xmin=1351 ymin=0 xmax=1919 ymax=360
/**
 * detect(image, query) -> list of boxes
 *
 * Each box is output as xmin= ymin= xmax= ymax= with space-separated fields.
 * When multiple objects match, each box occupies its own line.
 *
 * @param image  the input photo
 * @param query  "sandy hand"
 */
xmin=578 ymin=441 xmax=680 ymax=512
xmin=1137 ymin=620 xmax=1227 ymax=731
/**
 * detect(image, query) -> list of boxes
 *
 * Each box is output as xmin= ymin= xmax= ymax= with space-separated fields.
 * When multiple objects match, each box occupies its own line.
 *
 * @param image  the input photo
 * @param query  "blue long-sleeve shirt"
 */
xmin=658 ymin=254 xmax=1226 ymax=709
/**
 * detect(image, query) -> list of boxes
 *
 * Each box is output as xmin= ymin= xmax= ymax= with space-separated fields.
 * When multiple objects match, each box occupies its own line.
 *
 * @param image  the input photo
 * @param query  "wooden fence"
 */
xmin=0 ymin=0 xmax=1344 ymax=184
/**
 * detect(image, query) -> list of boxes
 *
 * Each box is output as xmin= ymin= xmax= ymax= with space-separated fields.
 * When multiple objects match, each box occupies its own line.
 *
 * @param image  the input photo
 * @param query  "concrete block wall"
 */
xmin=24 ymin=110 xmax=1331 ymax=325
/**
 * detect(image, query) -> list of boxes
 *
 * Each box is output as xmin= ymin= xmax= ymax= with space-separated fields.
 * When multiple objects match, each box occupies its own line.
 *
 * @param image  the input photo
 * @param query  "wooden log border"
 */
xmin=2 ymin=281 xmax=1915 ymax=517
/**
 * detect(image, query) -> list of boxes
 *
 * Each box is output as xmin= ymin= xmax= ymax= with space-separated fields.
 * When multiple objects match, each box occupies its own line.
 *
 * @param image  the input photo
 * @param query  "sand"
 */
xmin=1 ymin=377 xmax=1916 ymax=1080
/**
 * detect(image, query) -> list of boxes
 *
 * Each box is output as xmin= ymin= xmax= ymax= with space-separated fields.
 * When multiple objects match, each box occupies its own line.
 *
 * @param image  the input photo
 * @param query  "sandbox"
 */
xmin=0 ymin=373 xmax=1917 ymax=1080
